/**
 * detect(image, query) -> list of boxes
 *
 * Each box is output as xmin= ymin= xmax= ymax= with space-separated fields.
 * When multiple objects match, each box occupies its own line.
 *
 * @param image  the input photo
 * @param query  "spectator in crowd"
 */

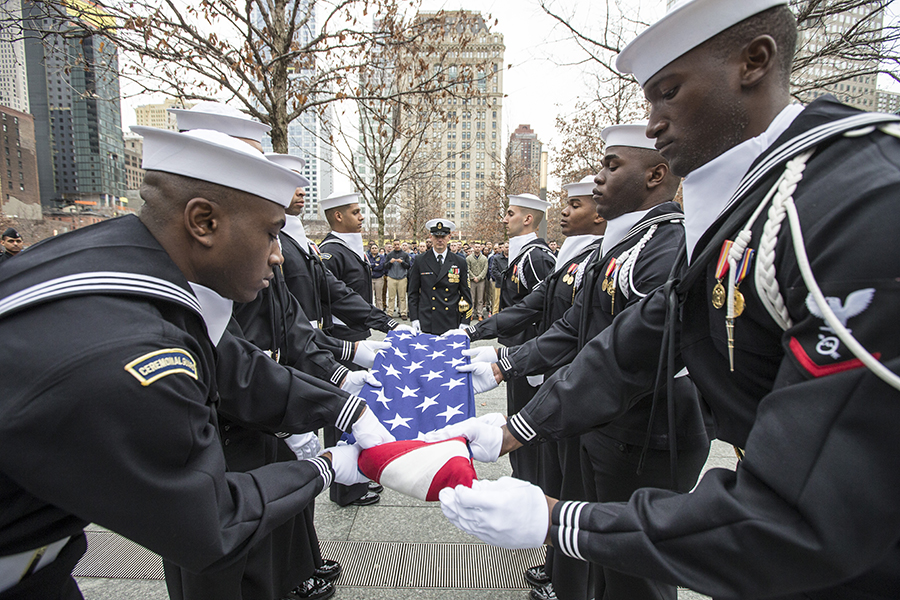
xmin=482 ymin=244 xmax=493 ymax=316
xmin=368 ymin=242 xmax=386 ymax=310
xmin=548 ymin=240 xmax=559 ymax=256
xmin=490 ymin=241 xmax=508 ymax=320
xmin=467 ymin=242 xmax=489 ymax=321
xmin=385 ymin=238 xmax=410 ymax=320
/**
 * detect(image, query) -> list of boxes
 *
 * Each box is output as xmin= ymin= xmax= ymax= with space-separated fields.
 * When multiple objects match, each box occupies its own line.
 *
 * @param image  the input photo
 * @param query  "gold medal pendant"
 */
xmin=733 ymin=289 xmax=745 ymax=317
xmin=712 ymin=282 xmax=726 ymax=310
xmin=601 ymin=278 xmax=608 ymax=292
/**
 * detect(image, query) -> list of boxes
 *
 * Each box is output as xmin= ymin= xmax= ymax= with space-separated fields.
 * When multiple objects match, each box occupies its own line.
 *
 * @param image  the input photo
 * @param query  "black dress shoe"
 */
xmin=368 ymin=481 xmax=384 ymax=494
xmin=348 ymin=491 xmax=380 ymax=506
xmin=287 ymin=576 xmax=335 ymax=600
xmin=524 ymin=564 xmax=550 ymax=587
xmin=529 ymin=583 xmax=558 ymax=600
xmin=314 ymin=559 xmax=342 ymax=583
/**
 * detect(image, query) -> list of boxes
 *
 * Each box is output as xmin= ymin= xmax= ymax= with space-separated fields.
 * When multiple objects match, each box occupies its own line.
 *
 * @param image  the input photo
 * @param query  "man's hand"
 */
xmin=393 ymin=324 xmax=416 ymax=333
xmin=456 ymin=362 xmax=501 ymax=394
xmin=284 ymin=432 xmax=321 ymax=460
xmin=320 ymin=443 xmax=369 ymax=486
xmin=422 ymin=414 xmax=506 ymax=462
xmin=439 ymin=478 xmax=552 ymax=549
xmin=341 ymin=370 xmax=381 ymax=396
xmin=351 ymin=407 xmax=396 ymax=448
xmin=411 ymin=320 xmax=422 ymax=334
xmin=462 ymin=346 xmax=498 ymax=363
xmin=353 ymin=340 xmax=391 ymax=369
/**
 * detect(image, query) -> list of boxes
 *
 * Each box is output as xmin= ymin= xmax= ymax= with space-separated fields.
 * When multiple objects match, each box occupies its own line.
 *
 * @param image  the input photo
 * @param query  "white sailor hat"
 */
xmin=320 ymin=192 xmax=360 ymax=212
xmin=562 ymin=174 xmax=597 ymax=198
xmin=616 ymin=0 xmax=788 ymax=86
xmin=425 ymin=218 xmax=456 ymax=236
xmin=169 ymin=101 xmax=272 ymax=143
xmin=601 ymin=122 xmax=657 ymax=151
xmin=508 ymin=193 xmax=550 ymax=213
xmin=131 ymin=126 xmax=301 ymax=208
xmin=264 ymin=153 xmax=310 ymax=187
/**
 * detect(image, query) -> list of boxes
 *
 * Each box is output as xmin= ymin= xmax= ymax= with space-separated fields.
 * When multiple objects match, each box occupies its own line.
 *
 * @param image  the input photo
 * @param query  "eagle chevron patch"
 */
xmin=125 ymin=348 xmax=198 ymax=386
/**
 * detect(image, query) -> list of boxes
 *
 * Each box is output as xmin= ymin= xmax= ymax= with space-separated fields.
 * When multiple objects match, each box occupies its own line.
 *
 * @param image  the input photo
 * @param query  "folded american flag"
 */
xmin=354 ymin=331 xmax=475 ymax=441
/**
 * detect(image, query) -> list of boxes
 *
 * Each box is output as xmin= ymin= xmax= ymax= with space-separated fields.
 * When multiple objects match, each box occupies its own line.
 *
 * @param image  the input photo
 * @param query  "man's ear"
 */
xmin=334 ymin=208 xmax=344 ymax=225
xmin=646 ymin=163 xmax=669 ymax=190
xmin=741 ymin=35 xmax=778 ymax=89
xmin=522 ymin=212 xmax=533 ymax=227
xmin=184 ymin=197 xmax=218 ymax=248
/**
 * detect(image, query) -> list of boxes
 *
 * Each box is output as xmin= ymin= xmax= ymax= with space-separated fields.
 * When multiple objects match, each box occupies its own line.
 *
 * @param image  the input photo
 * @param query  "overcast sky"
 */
xmin=120 ymin=0 xmax=899 ymax=191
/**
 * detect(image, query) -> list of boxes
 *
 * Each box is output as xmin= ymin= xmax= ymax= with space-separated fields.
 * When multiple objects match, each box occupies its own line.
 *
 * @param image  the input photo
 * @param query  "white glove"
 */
xmin=411 ymin=320 xmax=421 ymax=334
xmin=284 ymin=432 xmax=321 ymax=460
xmin=341 ymin=370 xmax=382 ymax=396
xmin=322 ymin=443 xmax=369 ymax=486
xmin=393 ymin=324 xmax=416 ymax=333
xmin=439 ymin=477 xmax=549 ymax=549
xmin=351 ymin=407 xmax=396 ymax=449
xmin=441 ymin=327 xmax=470 ymax=338
xmin=457 ymin=362 xmax=500 ymax=394
xmin=421 ymin=414 xmax=506 ymax=462
xmin=353 ymin=340 xmax=391 ymax=369
xmin=462 ymin=346 xmax=498 ymax=363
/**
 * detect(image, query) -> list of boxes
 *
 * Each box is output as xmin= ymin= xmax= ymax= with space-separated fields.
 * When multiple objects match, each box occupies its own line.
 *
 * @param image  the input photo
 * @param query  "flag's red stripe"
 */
xmin=426 ymin=456 xmax=477 ymax=501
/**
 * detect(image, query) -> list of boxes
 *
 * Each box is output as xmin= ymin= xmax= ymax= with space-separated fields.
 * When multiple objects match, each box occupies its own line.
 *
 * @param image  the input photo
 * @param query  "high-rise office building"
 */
xmin=416 ymin=10 xmax=505 ymax=238
xmin=877 ymin=89 xmax=900 ymax=114
xmin=509 ymin=124 xmax=543 ymax=180
xmin=134 ymin=98 xmax=193 ymax=131
xmin=24 ymin=0 xmax=125 ymax=208
xmin=0 ymin=105 xmax=41 ymax=216
xmin=0 ymin=0 xmax=30 ymax=113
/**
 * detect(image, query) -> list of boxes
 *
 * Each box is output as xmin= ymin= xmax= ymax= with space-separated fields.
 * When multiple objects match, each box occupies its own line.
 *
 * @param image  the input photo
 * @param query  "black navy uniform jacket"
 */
xmin=0 ymin=216 xmax=368 ymax=597
xmin=408 ymin=250 xmax=473 ymax=334
xmin=468 ymin=237 xmax=602 ymax=347
xmin=498 ymin=237 xmax=555 ymax=346
xmin=318 ymin=232 xmax=376 ymax=342
xmin=502 ymin=203 xmax=712 ymax=452
xmin=528 ymin=99 xmax=900 ymax=599
xmin=280 ymin=230 xmax=397 ymax=343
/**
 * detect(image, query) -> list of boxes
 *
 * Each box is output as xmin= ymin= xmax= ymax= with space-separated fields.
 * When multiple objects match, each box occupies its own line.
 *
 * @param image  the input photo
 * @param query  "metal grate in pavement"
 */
xmin=74 ymin=531 xmax=543 ymax=589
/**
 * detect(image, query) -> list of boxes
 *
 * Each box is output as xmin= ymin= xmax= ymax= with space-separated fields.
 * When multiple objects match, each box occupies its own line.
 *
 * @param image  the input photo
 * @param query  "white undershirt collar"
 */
xmin=188 ymin=282 xmax=233 ymax=346
xmin=433 ymin=248 xmax=448 ymax=262
xmin=555 ymin=234 xmax=602 ymax=272
xmin=600 ymin=209 xmax=651 ymax=256
xmin=508 ymin=232 xmax=537 ymax=263
xmin=682 ymin=104 xmax=804 ymax=263
xmin=330 ymin=231 xmax=365 ymax=260
xmin=281 ymin=214 xmax=310 ymax=255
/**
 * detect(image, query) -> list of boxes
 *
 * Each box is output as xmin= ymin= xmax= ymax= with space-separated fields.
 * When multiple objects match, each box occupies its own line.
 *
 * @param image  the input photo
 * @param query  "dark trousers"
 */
xmin=0 ymin=534 xmax=87 ymax=600
xmin=540 ymin=436 xmax=590 ymax=600
xmin=328 ymin=360 xmax=369 ymax=506
xmin=580 ymin=431 xmax=709 ymax=600
xmin=507 ymin=376 xmax=541 ymax=485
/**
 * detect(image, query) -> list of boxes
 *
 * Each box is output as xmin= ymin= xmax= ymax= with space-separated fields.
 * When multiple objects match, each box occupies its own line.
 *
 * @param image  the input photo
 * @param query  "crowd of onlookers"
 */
xmin=363 ymin=238 xmax=560 ymax=322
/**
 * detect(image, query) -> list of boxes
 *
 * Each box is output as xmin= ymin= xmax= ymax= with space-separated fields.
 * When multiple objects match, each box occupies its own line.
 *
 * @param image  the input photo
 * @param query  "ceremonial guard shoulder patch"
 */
xmin=125 ymin=348 xmax=198 ymax=386
xmin=320 ymin=252 xmax=332 ymax=260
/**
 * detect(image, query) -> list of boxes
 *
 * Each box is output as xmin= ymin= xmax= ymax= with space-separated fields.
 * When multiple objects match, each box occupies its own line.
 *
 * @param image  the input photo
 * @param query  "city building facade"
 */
xmin=0 ymin=0 xmax=30 ymax=114
xmin=0 ymin=105 xmax=41 ymax=217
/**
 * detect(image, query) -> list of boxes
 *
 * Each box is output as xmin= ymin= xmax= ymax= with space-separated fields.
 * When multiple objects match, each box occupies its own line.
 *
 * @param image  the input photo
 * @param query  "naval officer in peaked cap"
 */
xmin=408 ymin=219 xmax=473 ymax=335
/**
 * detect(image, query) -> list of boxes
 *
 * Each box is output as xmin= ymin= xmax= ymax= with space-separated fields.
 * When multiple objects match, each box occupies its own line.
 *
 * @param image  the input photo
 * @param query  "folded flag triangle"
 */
xmin=358 ymin=437 xmax=477 ymax=501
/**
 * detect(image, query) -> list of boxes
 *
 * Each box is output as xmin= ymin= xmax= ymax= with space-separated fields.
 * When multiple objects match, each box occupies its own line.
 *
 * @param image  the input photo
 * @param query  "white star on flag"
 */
xmin=416 ymin=395 xmax=440 ymax=412
xmin=399 ymin=385 xmax=419 ymax=398
xmin=441 ymin=378 xmax=466 ymax=391
xmin=437 ymin=403 xmax=464 ymax=422
xmin=386 ymin=413 xmax=413 ymax=430
xmin=424 ymin=370 xmax=444 ymax=381
xmin=345 ymin=331 xmax=476 ymax=442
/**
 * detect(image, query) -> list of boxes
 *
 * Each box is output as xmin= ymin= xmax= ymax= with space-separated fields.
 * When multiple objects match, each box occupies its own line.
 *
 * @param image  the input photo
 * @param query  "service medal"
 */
xmin=733 ymin=290 xmax=745 ymax=317
xmin=712 ymin=240 xmax=733 ymax=310
xmin=712 ymin=283 xmax=726 ymax=310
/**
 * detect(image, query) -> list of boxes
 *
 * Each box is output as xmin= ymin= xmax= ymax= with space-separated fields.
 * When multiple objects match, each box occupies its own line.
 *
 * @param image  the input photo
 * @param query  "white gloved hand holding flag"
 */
xmin=440 ymin=477 xmax=550 ymax=549
xmin=456 ymin=362 xmax=500 ymax=394
xmin=353 ymin=340 xmax=391 ymax=369
xmin=462 ymin=346 xmax=498 ymax=363
xmin=341 ymin=370 xmax=382 ymax=396
xmin=422 ymin=414 xmax=506 ymax=462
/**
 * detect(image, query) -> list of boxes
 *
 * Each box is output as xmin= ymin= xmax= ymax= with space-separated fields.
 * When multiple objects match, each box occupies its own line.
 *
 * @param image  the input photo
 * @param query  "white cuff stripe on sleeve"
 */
xmin=331 ymin=366 xmax=349 ymax=386
xmin=307 ymin=456 xmax=333 ymax=488
xmin=508 ymin=413 xmax=536 ymax=442
xmin=388 ymin=319 xmax=399 ymax=328
xmin=499 ymin=347 xmax=509 ymax=360
xmin=335 ymin=395 xmax=362 ymax=432
xmin=557 ymin=501 xmax=587 ymax=561
xmin=341 ymin=341 xmax=353 ymax=362
xmin=499 ymin=357 xmax=513 ymax=373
